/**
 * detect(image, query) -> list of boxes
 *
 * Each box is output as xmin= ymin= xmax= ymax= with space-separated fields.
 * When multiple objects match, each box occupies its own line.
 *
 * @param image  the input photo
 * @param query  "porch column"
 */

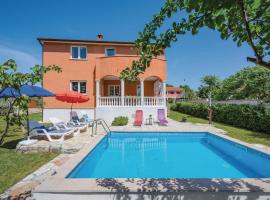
xmin=96 ymin=80 xmax=100 ymax=107
xmin=162 ymin=81 xmax=166 ymax=106
xmin=140 ymin=79 xmax=144 ymax=106
xmin=121 ymin=79 xmax=125 ymax=106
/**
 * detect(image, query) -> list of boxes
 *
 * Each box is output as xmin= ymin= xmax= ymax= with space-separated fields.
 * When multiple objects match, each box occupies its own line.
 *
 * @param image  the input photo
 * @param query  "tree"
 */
xmin=179 ymin=84 xmax=195 ymax=99
xmin=197 ymin=75 xmax=221 ymax=124
xmin=197 ymin=75 xmax=221 ymax=99
xmin=217 ymin=66 xmax=270 ymax=103
xmin=121 ymin=0 xmax=270 ymax=81
xmin=0 ymin=59 xmax=61 ymax=145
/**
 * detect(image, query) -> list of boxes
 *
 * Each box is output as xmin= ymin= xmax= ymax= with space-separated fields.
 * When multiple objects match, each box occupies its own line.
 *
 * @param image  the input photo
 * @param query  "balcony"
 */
xmin=98 ymin=96 xmax=165 ymax=107
xmin=95 ymin=56 xmax=166 ymax=81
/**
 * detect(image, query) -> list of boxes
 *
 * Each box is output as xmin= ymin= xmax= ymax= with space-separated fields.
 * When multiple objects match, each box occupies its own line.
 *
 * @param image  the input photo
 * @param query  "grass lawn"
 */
xmin=169 ymin=110 xmax=270 ymax=147
xmin=0 ymin=112 xmax=57 ymax=193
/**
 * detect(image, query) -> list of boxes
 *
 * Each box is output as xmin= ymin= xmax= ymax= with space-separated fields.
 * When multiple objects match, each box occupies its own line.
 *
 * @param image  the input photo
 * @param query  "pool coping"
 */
xmin=33 ymin=131 xmax=270 ymax=194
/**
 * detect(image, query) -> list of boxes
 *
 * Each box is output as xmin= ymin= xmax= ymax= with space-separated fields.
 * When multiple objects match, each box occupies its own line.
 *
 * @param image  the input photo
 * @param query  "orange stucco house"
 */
xmin=166 ymin=86 xmax=184 ymax=100
xmin=39 ymin=36 xmax=167 ymax=123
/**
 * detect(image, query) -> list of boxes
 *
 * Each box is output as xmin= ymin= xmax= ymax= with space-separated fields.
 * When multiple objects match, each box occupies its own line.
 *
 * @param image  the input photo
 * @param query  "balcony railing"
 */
xmin=125 ymin=96 xmax=141 ymax=106
xmin=144 ymin=97 xmax=165 ymax=106
xmin=98 ymin=96 xmax=165 ymax=107
xmin=99 ymin=97 xmax=121 ymax=106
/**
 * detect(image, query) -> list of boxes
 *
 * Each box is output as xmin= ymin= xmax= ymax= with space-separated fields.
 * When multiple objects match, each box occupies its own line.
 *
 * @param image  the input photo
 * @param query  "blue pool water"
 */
xmin=67 ymin=132 xmax=270 ymax=178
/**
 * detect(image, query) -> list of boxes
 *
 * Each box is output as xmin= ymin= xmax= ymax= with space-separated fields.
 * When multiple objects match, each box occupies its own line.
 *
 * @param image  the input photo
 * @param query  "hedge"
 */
xmin=111 ymin=116 xmax=128 ymax=126
xmin=171 ymin=102 xmax=270 ymax=134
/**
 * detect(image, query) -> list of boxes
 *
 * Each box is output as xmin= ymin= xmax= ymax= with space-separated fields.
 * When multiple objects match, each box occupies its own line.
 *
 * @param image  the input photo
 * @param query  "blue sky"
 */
xmin=0 ymin=0 xmax=254 ymax=89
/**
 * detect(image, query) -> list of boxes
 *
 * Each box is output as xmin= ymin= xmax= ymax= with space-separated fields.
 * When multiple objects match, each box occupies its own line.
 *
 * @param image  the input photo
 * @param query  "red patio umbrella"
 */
xmin=56 ymin=91 xmax=89 ymax=113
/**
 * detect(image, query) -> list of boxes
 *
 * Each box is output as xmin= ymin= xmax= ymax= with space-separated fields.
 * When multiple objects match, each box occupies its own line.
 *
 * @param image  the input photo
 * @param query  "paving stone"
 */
xmin=0 ymin=192 xmax=9 ymax=200
xmin=9 ymin=181 xmax=39 ymax=199
xmin=52 ymin=156 xmax=69 ymax=166
xmin=48 ymin=143 xmax=61 ymax=153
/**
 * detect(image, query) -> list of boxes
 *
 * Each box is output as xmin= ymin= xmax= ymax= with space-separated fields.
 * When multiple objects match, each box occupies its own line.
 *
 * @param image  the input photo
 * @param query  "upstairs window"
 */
xmin=105 ymin=48 xmax=116 ymax=57
xmin=71 ymin=81 xmax=87 ymax=94
xmin=71 ymin=46 xmax=87 ymax=59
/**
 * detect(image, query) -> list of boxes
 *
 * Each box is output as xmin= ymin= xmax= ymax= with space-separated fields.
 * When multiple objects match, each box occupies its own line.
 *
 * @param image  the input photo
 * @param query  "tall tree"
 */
xmin=121 ymin=0 xmax=270 ymax=81
xmin=197 ymin=75 xmax=221 ymax=99
xmin=179 ymin=84 xmax=195 ymax=99
xmin=217 ymin=66 xmax=270 ymax=103
xmin=0 ymin=59 xmax=61 ymax=145
xmin=197 ymin=75 xmax=221 ymax=124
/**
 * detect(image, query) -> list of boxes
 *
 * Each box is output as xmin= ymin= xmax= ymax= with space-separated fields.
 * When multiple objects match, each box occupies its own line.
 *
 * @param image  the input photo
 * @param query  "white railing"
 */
xmin=124 ymin=96 xmax=141 ymax=106
xmin=144 ymin=97 xmax=165 ymax=106
xmin=99 ymin=96 xmax=121 ymax=106
xmin=98 ymin=96 xmax=165 ymax=107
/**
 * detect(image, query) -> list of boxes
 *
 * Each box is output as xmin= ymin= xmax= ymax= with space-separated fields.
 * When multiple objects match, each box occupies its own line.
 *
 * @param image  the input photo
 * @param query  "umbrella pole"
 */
xmin=70 ymin=103 xmax=73 ymax=120
xmin=27 ymin=108 xmax=30 ymax=140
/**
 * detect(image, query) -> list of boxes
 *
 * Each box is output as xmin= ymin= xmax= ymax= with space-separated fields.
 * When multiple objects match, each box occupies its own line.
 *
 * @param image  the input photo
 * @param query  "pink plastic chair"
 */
xmin=134 ymin=110 xmax=143 ymax=126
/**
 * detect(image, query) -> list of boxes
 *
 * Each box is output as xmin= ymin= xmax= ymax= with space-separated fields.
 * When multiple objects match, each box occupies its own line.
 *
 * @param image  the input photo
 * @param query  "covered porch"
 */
xmin=96 ymin=75 xmax=166 ymax=107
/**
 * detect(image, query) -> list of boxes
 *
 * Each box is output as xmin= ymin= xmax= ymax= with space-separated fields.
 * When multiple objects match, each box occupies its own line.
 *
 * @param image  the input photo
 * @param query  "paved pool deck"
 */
xmin=16 ymin=119 xmax=228 ymax=154
xmin=32 ymin=119 xmax=270 ymax=200
xmin=4 ymin=119 xmax=270 ymax=199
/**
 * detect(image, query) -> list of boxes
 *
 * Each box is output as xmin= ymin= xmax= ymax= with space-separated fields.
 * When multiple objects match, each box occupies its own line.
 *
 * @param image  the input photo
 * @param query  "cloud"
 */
xmin=0 ymin=45 xmax=40 ymax=72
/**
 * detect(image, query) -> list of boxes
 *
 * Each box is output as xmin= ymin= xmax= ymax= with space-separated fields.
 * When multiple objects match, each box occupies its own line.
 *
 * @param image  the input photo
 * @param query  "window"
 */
xmin=71 ymin=81 xmax=87 ymax=94
xmin=105 ymin=48 xmax=116 ymax=57
xmin=108 ymin=85 xmax=120 ymax=96
xmin=71 ymin=46 xmax=87 ymax=59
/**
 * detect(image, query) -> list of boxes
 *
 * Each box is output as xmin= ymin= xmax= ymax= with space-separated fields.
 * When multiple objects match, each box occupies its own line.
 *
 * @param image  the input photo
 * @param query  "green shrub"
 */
xmin=111 ymin=116 xmax=128 ymax=126
xmin=172 ymin=102 xmax=270 ymax=134
xmin=181 ymin=116 xmax=187 ymax=122
xmin=169 ymin=103 xmax=177 ymax=111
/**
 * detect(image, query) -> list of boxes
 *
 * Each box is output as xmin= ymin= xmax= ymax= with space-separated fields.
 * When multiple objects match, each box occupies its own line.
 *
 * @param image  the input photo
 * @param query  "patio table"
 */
xmin=145 ymin=115 xmax=153 ymax=125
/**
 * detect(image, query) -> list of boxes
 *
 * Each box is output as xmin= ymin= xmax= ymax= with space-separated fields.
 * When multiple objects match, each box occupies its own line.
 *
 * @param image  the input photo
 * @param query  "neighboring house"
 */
xmin=28 ymin=99 xmax=38 ymax=108
xmin=39 ymin=36 xmax=167 ymax=123
xmin=166 ymin=86 xmax=184 ymax=100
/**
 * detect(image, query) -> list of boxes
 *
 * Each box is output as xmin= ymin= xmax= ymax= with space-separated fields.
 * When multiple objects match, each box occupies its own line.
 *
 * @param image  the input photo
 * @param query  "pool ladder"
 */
xmin=91 ymin=118 xmax=111 ymax=137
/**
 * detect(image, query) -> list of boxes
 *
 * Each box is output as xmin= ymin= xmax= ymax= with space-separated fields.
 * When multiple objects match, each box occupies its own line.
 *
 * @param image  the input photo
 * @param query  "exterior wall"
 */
xmin=43 ymin=108 xmax=95 ymax=123
xmin=42 ymin=41 xmax=166 ymax=110
xmin=96 ymin=56 xmax=166 ymax=81
xmin=42 ymin=43 xmax=96 ymax=109
xmin=96 ymin=106 xmax=167 ymax=124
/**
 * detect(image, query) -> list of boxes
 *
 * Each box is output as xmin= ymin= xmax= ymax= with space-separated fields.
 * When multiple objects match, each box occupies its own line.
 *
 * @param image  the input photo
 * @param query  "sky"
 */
xmin=0 ymin=0 xmax=254 ymax=89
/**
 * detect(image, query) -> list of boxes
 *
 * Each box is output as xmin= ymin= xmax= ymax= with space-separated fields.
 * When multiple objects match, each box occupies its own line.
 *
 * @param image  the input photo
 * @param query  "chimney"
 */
xmin=97 ymin=34 xmax=103 ymax=41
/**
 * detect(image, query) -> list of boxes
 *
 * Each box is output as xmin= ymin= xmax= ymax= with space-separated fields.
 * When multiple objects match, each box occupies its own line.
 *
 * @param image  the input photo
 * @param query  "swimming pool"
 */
xmin=67 ymin=132 xmax=270 ymax=178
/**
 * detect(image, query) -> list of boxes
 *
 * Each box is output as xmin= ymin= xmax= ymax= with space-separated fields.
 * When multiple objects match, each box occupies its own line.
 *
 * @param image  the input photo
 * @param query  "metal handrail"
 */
xmin=91 ymin=118 xmax=111 ymax=137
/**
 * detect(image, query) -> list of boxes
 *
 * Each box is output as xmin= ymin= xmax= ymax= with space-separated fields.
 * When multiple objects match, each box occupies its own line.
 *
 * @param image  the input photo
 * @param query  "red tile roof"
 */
xmin=166 ymin=86 xmax=183 ymax=92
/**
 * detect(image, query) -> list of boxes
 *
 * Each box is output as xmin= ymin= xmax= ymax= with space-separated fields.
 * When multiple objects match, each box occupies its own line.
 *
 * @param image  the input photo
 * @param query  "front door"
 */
xmin=108 ymin=85 xmax=120 ymax=96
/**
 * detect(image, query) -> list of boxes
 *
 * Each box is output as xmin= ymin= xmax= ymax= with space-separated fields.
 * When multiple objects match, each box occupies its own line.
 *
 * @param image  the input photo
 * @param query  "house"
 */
xmin=166 ymin=86 xmax=184 ymax=100
xmin=38 ymin=35 xmax=167 ymax=123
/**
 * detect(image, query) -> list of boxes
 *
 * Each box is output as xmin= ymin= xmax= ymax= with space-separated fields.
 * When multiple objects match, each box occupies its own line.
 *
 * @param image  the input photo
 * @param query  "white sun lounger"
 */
xmin=49 ymin=117 xmax=87 ymax=133
xmin=29 ymin=121 xmax=74 ymax=142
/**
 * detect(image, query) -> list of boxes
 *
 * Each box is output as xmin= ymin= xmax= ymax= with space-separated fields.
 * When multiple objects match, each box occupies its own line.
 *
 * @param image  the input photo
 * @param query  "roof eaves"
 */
xmin=37 ymin=38 xmax=135 ymax=46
